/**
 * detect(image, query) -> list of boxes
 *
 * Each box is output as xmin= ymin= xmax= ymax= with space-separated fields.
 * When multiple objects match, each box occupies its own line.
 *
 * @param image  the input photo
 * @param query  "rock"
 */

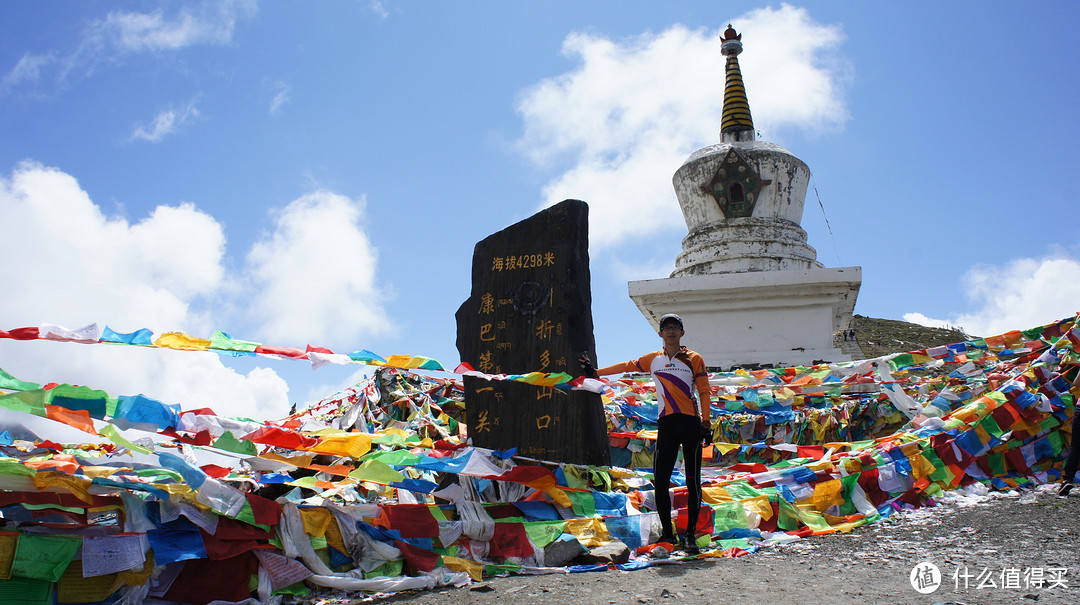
xmin=544 ymin=534 xmax=587 ymax=567
xmin=573 ymin=540 xmax=631 ymax=565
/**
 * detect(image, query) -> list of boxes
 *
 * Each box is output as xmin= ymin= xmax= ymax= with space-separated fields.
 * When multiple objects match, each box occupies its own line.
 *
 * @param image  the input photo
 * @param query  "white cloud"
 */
xmin=141 ymin=350 xmax=289 ymax=421
xmin=245 ymin=190 xmax=391 ymax=350
xmin=0 ymin=162 xmax=391 ymax=420
xmin=0 ymin=53 xmax=55 ymax=93
xmin=269 ymin=81 xmax=291 ymax=115
xmin=901 ymin=313 xmax=956 ymax=330
xmin=904 ymin=255 xmax=1080 ymax=337
xmin=0 ymin=161 xmax=223 ymax=328
xmin=131 ymin=100 xmax=200 ymax=142
xmin=607 ymin=249 xmax=678 ymax=284
xmin=515 ymin=6 xmax=849 ymax=250
xmin=91 ymin=1 xmax=255 ymax=53
xmin=0 ymin=161 xmax=292 ymax=419
xmin=2 ymin=1 xmax=256 ymax=95
xmin=368 ymin=1 xmax=390 ymax=19
xmin=302 ymin=367 xmax=373 ymax=409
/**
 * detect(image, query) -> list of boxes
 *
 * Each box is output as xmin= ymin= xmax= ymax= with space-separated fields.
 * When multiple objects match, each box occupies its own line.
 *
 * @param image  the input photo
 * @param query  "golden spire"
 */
xmin=720 ymin=25 xmax=755 ymax=142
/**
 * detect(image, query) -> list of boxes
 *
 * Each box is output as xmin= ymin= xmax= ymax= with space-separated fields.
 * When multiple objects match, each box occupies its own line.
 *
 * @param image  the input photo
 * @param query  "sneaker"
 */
xmin=679 ymin=533 xmax=700 ymax=555
xmin=657 ymin=531 xmax=677 ymax=545
xmin=1060 ymin=482 xmax=1075 ymax=497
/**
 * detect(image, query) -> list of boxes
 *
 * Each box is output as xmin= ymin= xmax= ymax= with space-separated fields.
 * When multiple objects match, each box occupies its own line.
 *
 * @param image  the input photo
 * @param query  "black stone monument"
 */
xmin=455 ymin=200 xmax=610 ymax=466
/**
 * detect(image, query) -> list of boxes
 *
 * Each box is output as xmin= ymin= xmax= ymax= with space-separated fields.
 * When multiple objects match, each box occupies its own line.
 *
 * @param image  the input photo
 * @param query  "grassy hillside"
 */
xmin=847 ymin=314 xmax=970 ymax=359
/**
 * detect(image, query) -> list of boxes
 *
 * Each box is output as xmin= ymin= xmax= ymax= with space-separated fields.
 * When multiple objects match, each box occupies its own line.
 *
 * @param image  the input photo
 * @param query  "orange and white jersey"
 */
xmin=599 ymin=347 xmax=710 ymax=420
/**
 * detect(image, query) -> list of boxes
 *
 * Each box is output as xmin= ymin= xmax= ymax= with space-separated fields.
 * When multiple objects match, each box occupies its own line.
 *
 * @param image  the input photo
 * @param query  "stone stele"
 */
xmin=455 ymin=199 xmax=610 ymax=466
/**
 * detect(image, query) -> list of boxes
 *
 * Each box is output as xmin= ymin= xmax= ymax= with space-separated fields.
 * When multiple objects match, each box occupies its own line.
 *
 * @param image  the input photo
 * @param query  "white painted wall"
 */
xmin=629 ymin=267 xmax=861 ymax=368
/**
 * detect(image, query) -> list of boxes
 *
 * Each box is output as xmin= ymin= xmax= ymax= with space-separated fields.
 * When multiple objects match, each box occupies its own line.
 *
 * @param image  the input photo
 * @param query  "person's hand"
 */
xmin=578 ymin=353 xmax=598 ymax=379
xmin=700 ymin=420 xmax=712 ymax=446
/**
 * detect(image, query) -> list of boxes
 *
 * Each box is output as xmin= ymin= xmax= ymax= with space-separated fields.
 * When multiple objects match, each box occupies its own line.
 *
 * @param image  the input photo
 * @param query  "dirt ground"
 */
xmin=356 ymin=484 xmax=1079 ymax=605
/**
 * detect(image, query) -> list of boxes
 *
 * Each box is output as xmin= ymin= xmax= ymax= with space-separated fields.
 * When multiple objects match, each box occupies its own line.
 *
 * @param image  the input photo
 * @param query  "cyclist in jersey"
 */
xmin=580 ymin=313 xmax=712 ymax=554
xmin=1059 ymin=367 xmax=1080 ymax=496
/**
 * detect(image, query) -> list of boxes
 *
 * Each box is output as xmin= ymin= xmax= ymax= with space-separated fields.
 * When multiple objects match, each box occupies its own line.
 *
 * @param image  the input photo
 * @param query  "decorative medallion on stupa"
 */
xmin=708 ymin=148 xmax=769 ymax=219
xmin=628 ymin=25 xmax=862 ymax=369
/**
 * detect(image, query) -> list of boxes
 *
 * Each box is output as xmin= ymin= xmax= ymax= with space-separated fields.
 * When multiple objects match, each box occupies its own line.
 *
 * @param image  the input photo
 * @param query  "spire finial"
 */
xmin=719 ymin=25 xmax=754 ymax=143
xmin=721 ymin=24 xmax=742 ymax=55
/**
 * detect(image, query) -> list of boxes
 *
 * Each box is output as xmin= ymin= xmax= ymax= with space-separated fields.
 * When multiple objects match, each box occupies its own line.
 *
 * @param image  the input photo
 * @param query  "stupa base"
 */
xmin=629 ymin=267 xmax=861 ymax=369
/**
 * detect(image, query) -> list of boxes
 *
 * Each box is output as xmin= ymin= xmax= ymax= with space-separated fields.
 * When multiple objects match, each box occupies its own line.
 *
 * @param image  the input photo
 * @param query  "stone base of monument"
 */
xmin=629 ymin=266 xmax=861 ymax=369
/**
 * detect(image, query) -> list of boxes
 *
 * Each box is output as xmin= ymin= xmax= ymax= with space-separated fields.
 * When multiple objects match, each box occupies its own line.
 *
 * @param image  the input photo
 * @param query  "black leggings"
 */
xmin=654 ymin=413 xmax=703 ymax=536
xmin=1063 ymin=407 xmax=1080 ymax=482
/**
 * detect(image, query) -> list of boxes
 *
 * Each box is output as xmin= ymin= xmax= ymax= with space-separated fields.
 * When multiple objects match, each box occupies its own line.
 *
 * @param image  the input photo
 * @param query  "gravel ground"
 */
xmin=352 ymin=484 xmax=1079 ymax=605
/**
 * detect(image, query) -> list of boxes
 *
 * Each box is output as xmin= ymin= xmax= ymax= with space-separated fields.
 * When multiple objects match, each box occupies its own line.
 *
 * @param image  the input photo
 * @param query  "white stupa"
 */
xmin=629 ymin=25 xmax=861 ymax=369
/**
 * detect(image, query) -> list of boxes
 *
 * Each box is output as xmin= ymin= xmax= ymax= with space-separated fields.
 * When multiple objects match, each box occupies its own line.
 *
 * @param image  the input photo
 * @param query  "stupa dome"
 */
xmin=670 ymin=25 xmax=818 ymax=276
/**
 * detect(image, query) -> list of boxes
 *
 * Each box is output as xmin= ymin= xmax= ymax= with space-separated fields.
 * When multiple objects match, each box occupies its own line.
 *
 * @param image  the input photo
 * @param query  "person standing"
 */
xmin=581 ymin=313 xmax=713 ymax=554
xmin=1059 ymin=366 xmax=1080 ymax=496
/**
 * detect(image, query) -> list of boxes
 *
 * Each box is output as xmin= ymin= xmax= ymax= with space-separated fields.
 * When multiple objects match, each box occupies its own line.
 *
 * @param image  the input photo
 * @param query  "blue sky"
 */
xmin=2 ymin=1 xmax=1078 ymax=420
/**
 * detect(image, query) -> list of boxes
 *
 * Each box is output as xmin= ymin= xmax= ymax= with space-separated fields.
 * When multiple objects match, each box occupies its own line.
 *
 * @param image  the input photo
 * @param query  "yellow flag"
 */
xmin=262 ymin=452 xmax=314 ymax=468
xmin=804 ymin=478 xmax=843 ymax=512
xmin=33 ymin=471 xmax=94 ymax=504
xmin=701 ymin=486 xmax=734 ymax=505
xmin=563 ymin=518 xmax=613 ymax=548
xmin=298 ymin=507 xmax=333 ymax=537
xmin=442 ymin=555 xmax=483 ymax=581
xmin=715 ymin=442 xmax=741 ymax=455
xmin=58 ymin=561 xmax=117 ymax=603
xmin=0 ymin=532 xmax=16 ymax=579
xmin=739 ymin=495 xmax=774 ymax=521
xmin=306 ymin=433 xmax=371 ymax=459
xmin=154 ymin=332 xmax=211 ymax=350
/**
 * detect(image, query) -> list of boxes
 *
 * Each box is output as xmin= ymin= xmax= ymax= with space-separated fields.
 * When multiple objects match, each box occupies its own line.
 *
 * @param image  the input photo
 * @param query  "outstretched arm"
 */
xmin=578 ymin=353 xmax=638 ymax=378
xmin=596 ymin=361 xmax=638 ymax=376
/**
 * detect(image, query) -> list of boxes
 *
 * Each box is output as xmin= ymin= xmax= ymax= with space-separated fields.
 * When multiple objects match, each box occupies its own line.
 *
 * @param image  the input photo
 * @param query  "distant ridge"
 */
xmin=844 ymin=314 xmax=970 ymax=360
